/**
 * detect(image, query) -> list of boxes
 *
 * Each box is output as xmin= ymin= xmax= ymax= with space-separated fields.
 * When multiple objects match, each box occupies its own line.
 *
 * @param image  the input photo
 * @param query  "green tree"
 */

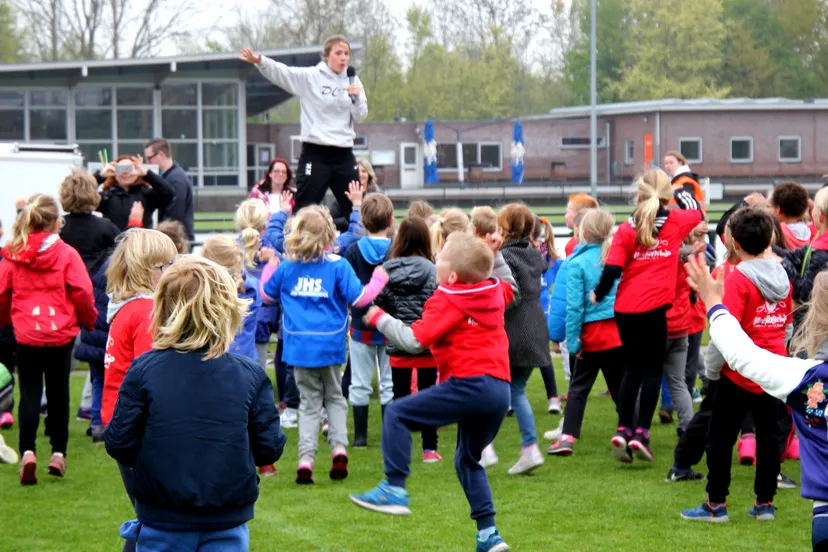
xmin=0 ymin=1 xmax=22 ymax=63
xmin=610 ymin=0 xmax=728 ymax=100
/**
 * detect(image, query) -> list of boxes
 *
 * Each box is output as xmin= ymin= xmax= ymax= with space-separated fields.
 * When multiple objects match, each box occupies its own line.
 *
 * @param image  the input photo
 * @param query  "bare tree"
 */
xmin=12 ymin=0 xmax=66 ymax=60
xmin=64 ymin=0 xmax=105 ymax=59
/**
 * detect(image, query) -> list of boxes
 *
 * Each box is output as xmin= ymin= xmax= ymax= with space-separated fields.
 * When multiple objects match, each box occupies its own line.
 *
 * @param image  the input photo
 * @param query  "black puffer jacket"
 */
xmin=375 ymin=255 xmax=437 ymax=357
xmin=94 ymin=171 xmax=175 ymax=231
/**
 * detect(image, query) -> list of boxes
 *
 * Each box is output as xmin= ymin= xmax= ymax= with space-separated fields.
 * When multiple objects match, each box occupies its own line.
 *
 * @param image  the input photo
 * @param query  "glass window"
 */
xmin=625 ymin=139 xmax=634 ymax=165
xmin=436 ymin=143 xmax=458 ymax=169
xmin=679 ymin=138 xmax=702 ymax=163
xmin=0 ymin=111 xmax=24 ymax=140
xmin=480 ymin=144 xmax=501 ymax=169
xmin=75 ymin=110 xmax=112 ymax=140
xmin=202 ymin=83 xmax=237 ymax=106
xmin=118 ymin=110 xmax=153 ymax=139
xmin=161 ymin=84 xmax=197 ymax=106
xmin=74 ymin=87 xmax=112 ymax=107
xmin=0 ymin=91 xmax=24 ymax=108
xmin=117 ymin=87 xmax=154 ymax=106
xmin=560 ymin=136 xmax=605 ymax=148
xmin=730 ymin=138 xmax=753 ymax=163
xmin=162 ymin=110 xmax=197 ymax=139
xmin=168 ymin=142 xmax=198 ymax=171
xmin=403 ymin=145 xmax=416 ymax=165
xmin=203 ymin=142 xmax=238 ymax=168
xmin=202 ymin=109 xmax=237 ymax=139
xmin=203 ymin=174 xmax=239 ymax=186
xmin=117 ymin=142 xmax=145 ymax=158
xmin=29 ymin=90 xmax=67 ymax=107
xmin=30 ymin=109 xmax=67 ymax=140
xmin=462 ymin=143 xmax=477 ymax=165
xmin=779 ymin=137 xmax=801 ymax=162
xmin=77 ymin=142 xmax=114 ymax=164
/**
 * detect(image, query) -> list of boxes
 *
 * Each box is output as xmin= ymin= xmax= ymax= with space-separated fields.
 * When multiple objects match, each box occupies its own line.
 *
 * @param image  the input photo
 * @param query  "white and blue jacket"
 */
xmin=261 ymin=253 xmax=364 ymax=368
xmin=708 ymin=304 xmax=828 ymax=512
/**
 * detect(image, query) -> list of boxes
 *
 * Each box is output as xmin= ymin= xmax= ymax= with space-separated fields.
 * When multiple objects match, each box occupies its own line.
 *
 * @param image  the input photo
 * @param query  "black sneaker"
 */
xmin=90 ymin=425 xmax=105 ymax=444
xmin=665 ymin=467 xmax=705 ymax=483
xmin=777 ymin=472 xmax=797 ymax=490
xmin=629 ymin=432 xmax=654 ymax=462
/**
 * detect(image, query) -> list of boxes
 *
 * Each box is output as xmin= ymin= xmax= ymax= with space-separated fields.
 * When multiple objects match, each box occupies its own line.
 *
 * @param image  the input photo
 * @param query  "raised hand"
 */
xmin=100 ymin=162 xmax=116 ymax=178
xmin=129 ymin=201 xmax=145 ymax=222
xmin=258 ymin=247 xmax=276 ymax=263
xmin=239 ymin=48 xmax=262 ymax=64
xmin=280 ymin=190 xmax=294 ymax=212
xmin=130 ymin=155 xmax=147 ymax=176
xmin=344 ymin=180 xmax=363 ymax=207
xmin=484 ymin=231 xmax=504 ymax=254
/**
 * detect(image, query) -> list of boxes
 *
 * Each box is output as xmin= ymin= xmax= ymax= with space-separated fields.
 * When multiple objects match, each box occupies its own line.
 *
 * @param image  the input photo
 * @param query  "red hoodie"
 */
xmin=102 ymin=296 xmax=154 ymax=426
xmin=0 ymin=233 xmax=96 ymax=347
xmin=411 ymin=278 xmax=513 ymax=383
xmin=781 ymin=222 xmax=815 ymax=250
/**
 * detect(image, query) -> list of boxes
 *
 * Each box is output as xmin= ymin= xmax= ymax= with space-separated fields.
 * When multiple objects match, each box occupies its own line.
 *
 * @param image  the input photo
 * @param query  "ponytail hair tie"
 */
xmin=540 ymin=217 xmax=549 ymax=224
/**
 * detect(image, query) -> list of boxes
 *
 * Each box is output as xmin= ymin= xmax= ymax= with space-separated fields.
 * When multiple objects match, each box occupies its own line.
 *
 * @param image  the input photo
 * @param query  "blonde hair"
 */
xmin=791 ymin=272 xmax=828 ymax=357
xmin=470 ymin=206 xmax=498 ymax=236
xmin=157 ymin=220 xmax=189 ymax=254
xmin=579 ymin=208 xmax=615 ymax=264
xmin=59 ymin=169 xmax=101 ymax=214
xmin=408 ymin=200 xmax=434 ymax=220
xmin=430 ymin=208 xmax=469 ymax=254
xmin=665 ymin=150 xmax=688 ymax=165
xmin=498 ymin=203 xmax=535 ymax=242
xmin=284 ymin=205 xmax=336 ymax=262
xmin=813 ymin=187 xmax=828 ymax=222
xmin=358 ymin=159 xmax=377 ymax=190
xmin=8 ymin=194 xmax=61 ymax=257
xmin=152 ymin=256 xmax=250 ymax=361
xmin=201 ymin=235 xmax=246 ymax=293
xmin=235 ymin=199 xmax=269 ymax=268
xmin=632 ymin=168 xmax=673 ymax=248
xmin=106 ymin=229 xmax=178 ymax=302
xmin=441 ymin=232 xmax=494 ymax=284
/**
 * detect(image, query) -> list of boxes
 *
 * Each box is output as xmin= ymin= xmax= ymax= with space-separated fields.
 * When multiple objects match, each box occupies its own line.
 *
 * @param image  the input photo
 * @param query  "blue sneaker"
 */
xmin=681 ymin=501 xmax=729 ymax=522
xmin=349 ymin=480 xmax=411 ymax=515
xmin=748 ymin=501 xmax=776 ymax=520
xmin=476 ymin=529 xmax=510 ymax=552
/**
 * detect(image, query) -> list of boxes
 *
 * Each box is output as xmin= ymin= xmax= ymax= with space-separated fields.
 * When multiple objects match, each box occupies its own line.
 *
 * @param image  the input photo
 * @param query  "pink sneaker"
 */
xmin=738 ymin=433 xmax=756 ymax=466
xmin=422 ymin=450 xmax=443 ymax=463
xmin=0 ymin=412 xmax=13 ymax=429
xmin=784 ymin=434 xmax=800 ymax=461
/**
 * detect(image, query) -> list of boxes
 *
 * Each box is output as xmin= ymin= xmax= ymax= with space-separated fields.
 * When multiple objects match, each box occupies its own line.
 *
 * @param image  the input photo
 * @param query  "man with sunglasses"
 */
xmin=144 ymin=138 xmax=195 ymax=245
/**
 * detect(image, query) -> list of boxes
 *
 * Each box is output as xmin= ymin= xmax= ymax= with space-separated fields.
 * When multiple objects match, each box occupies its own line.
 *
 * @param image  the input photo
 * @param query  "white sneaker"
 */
xmin=547 ymin=397 xmax=562 ymax=414
xmin=281 ymin=408 xmax=298 ymax=429
xmin=507 ymin=444 xmax=544 ymax=475
xmin=543 ymin=418 xmax=565 ymax=441
xmin=0 ymin=434 xmax=18 ymax=464
xmin=480 ymin=444 xmax=498 ymax=468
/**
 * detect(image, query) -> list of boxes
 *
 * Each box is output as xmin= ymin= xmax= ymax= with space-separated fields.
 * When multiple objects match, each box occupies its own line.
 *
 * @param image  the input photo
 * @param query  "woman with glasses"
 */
xmin=94 ymin=155 xmax=175 ymax=232
xmin=249 ymin=159 xmax=295 ymax=213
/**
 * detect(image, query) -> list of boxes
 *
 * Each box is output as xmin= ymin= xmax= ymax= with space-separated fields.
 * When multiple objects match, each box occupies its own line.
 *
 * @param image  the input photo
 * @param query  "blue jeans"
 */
xmin=120 ymin=520 xmax=249 ymax=552
xmin=510 ymin=366 xmax=537 ymax=447
xmin=89 ymin=361 xmax=104 ymax=427
xmin=382 ymin=375 xmax=509 ymax=530
xmin=661 ymin=377 xmax=673 ymax=410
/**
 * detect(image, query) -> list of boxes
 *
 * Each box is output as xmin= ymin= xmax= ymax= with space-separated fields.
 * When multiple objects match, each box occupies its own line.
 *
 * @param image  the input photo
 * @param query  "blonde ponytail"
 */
xmin=632 ymin=169 xmax=672 ymax=248
xmin=429 ymin=208 xmax=469 ymax=257
xmin=235 ymin=199 xmax=269 ymax=269
xmin=8 ymin=194 xmax=61 ymax=256
xmin=580 ymin=208 xmax=615 ymax=265
xmin=201 ymin=235 xmax=246 ymax=293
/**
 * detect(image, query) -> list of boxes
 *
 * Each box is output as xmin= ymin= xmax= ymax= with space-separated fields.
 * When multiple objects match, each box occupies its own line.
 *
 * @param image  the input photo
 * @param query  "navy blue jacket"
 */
xmin=158 ymin=162 xmax=195 ymax=241
xmin=104 ymin=349 xmax=285 ymax=531
xmin=75 ymin=258 xmax=110 ymax=365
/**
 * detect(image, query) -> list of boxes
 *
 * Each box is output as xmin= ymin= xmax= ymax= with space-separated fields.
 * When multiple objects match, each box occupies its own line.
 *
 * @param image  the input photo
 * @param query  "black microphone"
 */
xmin=346 ymin=66 xmax=357 ymax=104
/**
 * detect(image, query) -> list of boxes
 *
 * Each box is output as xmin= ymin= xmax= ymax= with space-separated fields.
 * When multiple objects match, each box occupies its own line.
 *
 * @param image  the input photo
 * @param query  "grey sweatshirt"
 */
xmin=255 ymin=57 xmax=368 ymax=148
xmin=705 ymin=258 xmax=792 ymax=380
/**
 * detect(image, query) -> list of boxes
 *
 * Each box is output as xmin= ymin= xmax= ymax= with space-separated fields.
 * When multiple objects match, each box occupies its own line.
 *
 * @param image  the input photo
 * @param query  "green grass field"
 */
xmin=0 ymin=362 xmax=809 ymax=551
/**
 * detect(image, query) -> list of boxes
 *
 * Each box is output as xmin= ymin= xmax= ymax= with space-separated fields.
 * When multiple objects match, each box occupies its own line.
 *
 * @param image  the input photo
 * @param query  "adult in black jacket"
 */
xmin=59 ymin=168 xmax=122 ymax=276
xmin=144 ymin=138 xmax=195 ymax=241
xmin=95 ymin=156 xmax=175 ymax=232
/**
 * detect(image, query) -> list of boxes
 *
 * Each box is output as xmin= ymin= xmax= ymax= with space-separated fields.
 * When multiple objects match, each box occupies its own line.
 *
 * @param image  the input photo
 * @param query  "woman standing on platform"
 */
xmin=240 ymin=36 xmax=368 ymax=218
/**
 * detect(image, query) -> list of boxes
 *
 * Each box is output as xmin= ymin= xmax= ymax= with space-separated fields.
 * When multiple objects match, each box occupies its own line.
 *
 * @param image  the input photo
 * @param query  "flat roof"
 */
xmin=0 ymin=44 xmax=362 ymax=114
xmin=523 ymin=97 xmax=828 ymax=120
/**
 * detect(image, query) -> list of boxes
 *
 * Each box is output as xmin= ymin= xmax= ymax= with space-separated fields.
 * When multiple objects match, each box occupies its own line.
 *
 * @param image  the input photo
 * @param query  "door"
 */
xmin=400 ymin=142 xmax=422 ymax=189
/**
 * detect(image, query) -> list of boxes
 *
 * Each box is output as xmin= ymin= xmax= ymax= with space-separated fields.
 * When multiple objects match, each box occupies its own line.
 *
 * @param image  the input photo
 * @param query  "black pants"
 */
xmin=392 ymin=367 xmax=439 ymax=451
xmin=562 ymin=347 xmax=623 ymax=439
xmin=294 ymin=143 xmax=359 ymax=216
xmin=274 ymin=338 xmax=300 ymax=409
xmin=706 ymin=377 xmax=783 ymax=504
xmin=17 ymin=343 xmax=74 ymax=456
xmin=685 ymin=331 xmax=703 ymax=392
xmin=342 ymin=356 xmax=351 ymax=399
xmin=674 ymin=381 xmax=717 ymax=469
xmin=539 ymin=364 xmax=558 ymax=398
xmin=615 ymin=306 xmax=668 ymax=430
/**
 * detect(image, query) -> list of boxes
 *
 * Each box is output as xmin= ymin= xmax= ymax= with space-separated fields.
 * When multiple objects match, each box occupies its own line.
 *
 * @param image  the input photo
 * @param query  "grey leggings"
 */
xmin=664 ymin=337 xmax=693 ymax=430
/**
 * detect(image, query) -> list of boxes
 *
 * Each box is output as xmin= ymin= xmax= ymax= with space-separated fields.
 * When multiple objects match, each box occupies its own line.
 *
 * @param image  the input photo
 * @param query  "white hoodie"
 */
xmin=255 ymin=57 xmax=369 ymax=148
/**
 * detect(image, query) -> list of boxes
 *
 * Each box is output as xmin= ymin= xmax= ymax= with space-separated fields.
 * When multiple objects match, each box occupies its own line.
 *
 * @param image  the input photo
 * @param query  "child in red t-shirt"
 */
xmin=351 ymin=232 xmax=514 ymax=552
xmin=592 ymin=168 xmax=702 ymax=463
xmin=682 ymin=208 xmax=790 ymax=522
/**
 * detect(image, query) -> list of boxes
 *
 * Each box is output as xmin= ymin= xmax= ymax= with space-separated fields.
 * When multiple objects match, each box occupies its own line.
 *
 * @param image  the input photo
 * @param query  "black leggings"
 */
xmin=562 ymin=347 xmax=623 ymax=439
xmin=293 ymin=143 xmax=359 ymax=216
xmin=539 ymin=365 xmax=558 ymax=398
xmin=392 ymin=367 xmax=439 ymax=451
xmin=17 ymin=343 xmax=74 ymax=456
xmin=615 ymin=306 xmax=668 ymax=431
